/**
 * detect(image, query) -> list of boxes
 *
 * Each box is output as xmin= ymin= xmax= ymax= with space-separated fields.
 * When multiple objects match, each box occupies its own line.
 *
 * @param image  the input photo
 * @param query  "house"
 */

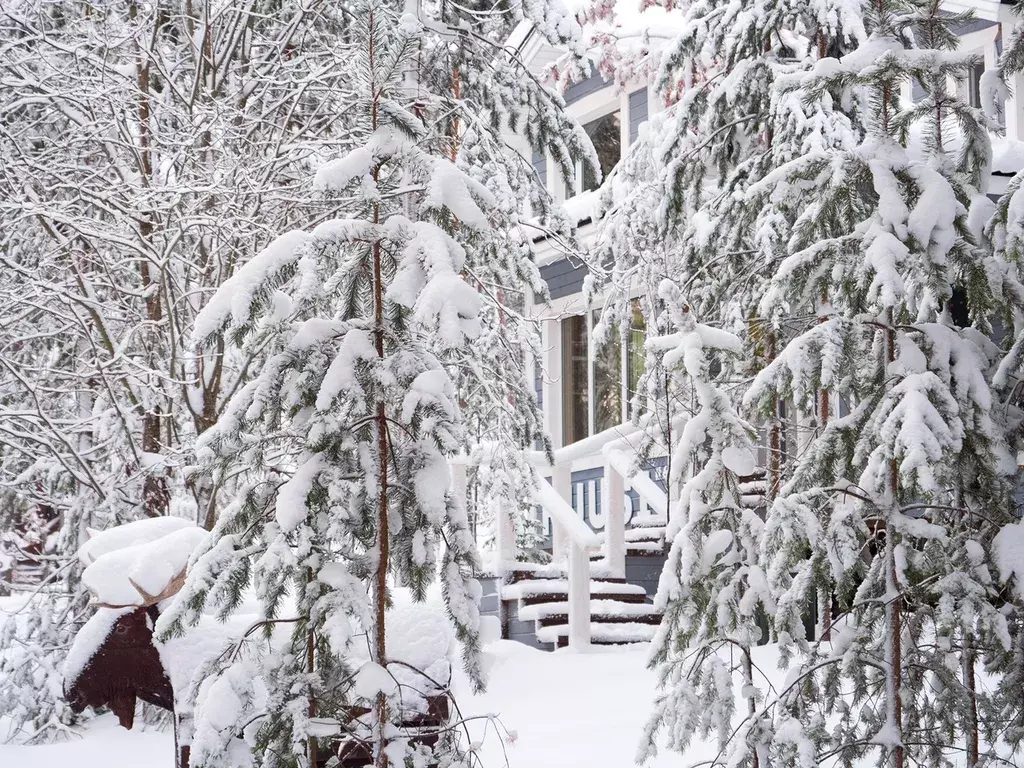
xmin=479 ymin=1 xmax=1024 ymax=651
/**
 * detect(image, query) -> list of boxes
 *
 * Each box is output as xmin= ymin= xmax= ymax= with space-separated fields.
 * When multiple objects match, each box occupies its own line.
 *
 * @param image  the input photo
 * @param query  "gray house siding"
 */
xmin=564 ymin=67 xmax=611 ymax=105
xmin=629 ymin=88 xmax=648 ymax=144
xmin=539 ymin=257 xmax=589 ymax=300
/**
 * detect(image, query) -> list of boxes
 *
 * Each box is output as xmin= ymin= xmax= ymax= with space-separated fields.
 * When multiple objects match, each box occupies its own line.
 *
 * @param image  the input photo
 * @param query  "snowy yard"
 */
xmin=0 ymin=608 xmax=712 ymax=768
xmin=0 ymin=640 xmax=673 ymax=768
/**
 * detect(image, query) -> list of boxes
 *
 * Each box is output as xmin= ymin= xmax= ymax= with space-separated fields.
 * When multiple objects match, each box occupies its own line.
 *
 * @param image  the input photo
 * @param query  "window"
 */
xmin=626 ymin=302 xmax=646 ymax=416
xmin=560 ymin=306 xmax=649 ymax=444
xmin=593 ymin=311 xmax=621 ymax=434
xmin=562 ymin=315 xmax=589 ymax=444
xmin=580 ymin=111 xmax=621 ymax=194
xmin=968 ymin=61 xmax=985 ymax=109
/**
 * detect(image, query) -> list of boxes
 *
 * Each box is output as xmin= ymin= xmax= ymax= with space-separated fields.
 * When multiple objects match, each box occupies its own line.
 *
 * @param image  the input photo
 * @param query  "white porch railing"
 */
xmin=454 ymin=420 xmax=670 ymax=652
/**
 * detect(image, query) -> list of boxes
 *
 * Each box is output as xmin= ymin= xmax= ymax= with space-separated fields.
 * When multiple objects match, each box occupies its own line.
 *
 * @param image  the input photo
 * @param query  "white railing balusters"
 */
xmin=461 ymin=419 xmax=672 ymax=651
xmin=532 ymin=467 xmax=598 ymax=651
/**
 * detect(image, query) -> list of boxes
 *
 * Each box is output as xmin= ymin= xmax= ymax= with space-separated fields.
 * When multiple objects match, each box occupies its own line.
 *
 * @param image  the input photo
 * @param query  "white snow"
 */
xmin=192 ymin=230 xmax=311 ymax=342
xmin=78 ymin=517 xmax=194 ymax=566
xmin=992 ymin=135 xmax=1024 ymax=175
xmin=354 ymin=661 xmax=399 ymax=699
xmin=560 ymin=189 xmax=603 ymax=225
xmin=81 ymin=526 xmax=208 ymax=607
xmin=8 ymin=616 xmax=1017 ymax=768
xmin=535 ymin=621 xmax=657 ymax=644
xmin=313 ymin=147 xmax=376 ymax=192
xmin=424 ymin=161 xmax=494 ymax=230
xmin=994 ymin=519 xmax=1024 ymax=600
xmin=157 ymin=613 xmax=258 ymax=709
xmin=274 ymin=455 xmax=326 ymax=532
xmin=721 ymin=445 xmax=756 ymax=476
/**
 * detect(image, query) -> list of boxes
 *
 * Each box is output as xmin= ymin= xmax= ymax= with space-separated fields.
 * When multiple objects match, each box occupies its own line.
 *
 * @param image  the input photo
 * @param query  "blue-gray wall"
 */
xmin=565 ymin=66 xmax=610 ymax=105
xmin=629 ymin=88 xmax=648 ymax=144
xmin=539 ymin=257 xmax=589 ymax=300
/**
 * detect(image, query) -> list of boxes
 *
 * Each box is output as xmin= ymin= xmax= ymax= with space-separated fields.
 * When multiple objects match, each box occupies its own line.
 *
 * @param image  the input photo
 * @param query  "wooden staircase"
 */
xmin=497 ymin=519 xmax=669 ymax=650
xmin=501 ymin=569 xmax=661 ymax=649
xmin=594 ymin=515 xmax=667 ymax=558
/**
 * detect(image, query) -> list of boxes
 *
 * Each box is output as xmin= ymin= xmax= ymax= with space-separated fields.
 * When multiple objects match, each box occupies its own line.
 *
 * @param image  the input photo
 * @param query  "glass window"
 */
xmin=562 ymin=315 xmax=589 ymax=444
xmin=593 ymin=312 xmax=622 ymax=433
xmin=581 ymin=111 xmax=621 ymax=193
xmin=626 ymin=302 xmax=646 ymax=416
xmin=968 ymin=62 xmax=985 ymax=109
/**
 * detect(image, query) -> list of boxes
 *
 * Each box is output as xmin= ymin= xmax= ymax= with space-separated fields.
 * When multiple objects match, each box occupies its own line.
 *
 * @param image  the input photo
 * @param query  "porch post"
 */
xmin=567 ymin=542 xmax=592 ymax=651
xmin=494 ymin=490 xmax=517 ymax=568
xmin=603 ymin=461 xmax=626 ymax=579
xmin=552 ymin=462 xmax=572 ymax=564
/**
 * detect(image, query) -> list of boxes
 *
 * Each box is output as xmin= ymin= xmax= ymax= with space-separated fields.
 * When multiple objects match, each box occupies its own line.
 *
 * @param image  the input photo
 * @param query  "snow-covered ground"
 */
xmin=1 ymin=715 xmax=171 ymax=768
xmin=0 ymin=607 xmax=708 ymax=768
xmin=460 ymin=641 xmax=700 ymax=768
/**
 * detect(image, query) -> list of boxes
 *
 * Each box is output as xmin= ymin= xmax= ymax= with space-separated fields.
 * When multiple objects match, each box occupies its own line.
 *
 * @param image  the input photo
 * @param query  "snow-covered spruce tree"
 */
xmin=973 ymin=0 xmax=1024 ymax=754
xmin=157 ymin=0 xmax=593 ymax=765
xmin=453 ymin=126 xmax=557 ymax=567
xmin=747 ymin=3 xmax=1019 ymax=765
xmin=587 ymin=0 xmax=863 ymax=483
xmin=0 ymin=0 xmax=359 ymax=739
xmin=639 ymin=280 xmax=773 ymax=767
xmin=392 ymin=0 xmax=590 ymax=567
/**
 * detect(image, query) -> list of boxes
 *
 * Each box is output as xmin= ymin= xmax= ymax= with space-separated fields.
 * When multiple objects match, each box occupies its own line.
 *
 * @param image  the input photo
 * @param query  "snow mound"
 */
xmin=350 ymin=597 xmax=455 ymax=711
xmin=158 ymin=613 xmax=261 ymax=709
xmin=79 ymin=516 xmax=194 ymax=566
xmin=82 ymin=525 xmax=208 ymax=607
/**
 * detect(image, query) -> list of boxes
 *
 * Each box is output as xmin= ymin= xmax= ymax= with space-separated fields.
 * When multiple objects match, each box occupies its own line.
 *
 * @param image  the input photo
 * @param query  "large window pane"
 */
xmin=968 ymin=62 xmax=985 ymax=108
xmin=594 ymin=311 xmax=622 ymax=433
xmin=626 ymin=302 xmax=646 ymax=416
xmin=562 ymin=315 xmax=589 ymax=444
xmin=581 ymin=111 xmax=621 ymax=193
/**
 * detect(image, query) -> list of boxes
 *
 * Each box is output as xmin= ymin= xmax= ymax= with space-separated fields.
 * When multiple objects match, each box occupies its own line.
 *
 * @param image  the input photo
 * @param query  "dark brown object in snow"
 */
xmin=63 ymin=606 xmax=174 ymax=729
xmin=333 ymin=694 xmax=450 ymax=768
xmin=64 ymin=603 xmax=452 ymax=768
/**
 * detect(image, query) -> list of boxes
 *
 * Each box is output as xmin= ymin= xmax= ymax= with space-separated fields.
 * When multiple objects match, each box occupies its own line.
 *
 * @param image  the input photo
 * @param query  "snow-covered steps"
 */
xmin=500 ymin=578 xmax=648 ymax=604
xmin=8 ymin=561 xmax=45 ymax=587
xmin=517 ymin=598 xmax=661 ymax=623
xmin=536 ymin=621 xmax=660 ymax=647
xmin=630 ymin=515 xmax=668 ymax=529
xmin=492 ymin=560 xmax=664 ymax=650
xmin=592 ymin=521 xmax=667 ymax=559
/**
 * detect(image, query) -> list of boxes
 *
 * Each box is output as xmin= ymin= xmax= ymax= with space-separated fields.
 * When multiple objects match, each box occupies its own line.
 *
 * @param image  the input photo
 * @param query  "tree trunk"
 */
xmin=885 ymin=308 xmax=904 ymax=768
xmin=766 ymin=331 xmax=781 ymax=504
xmin=741 ymin=646 xmax=759 ymax=768
xmin=964 ymin=644 xmax=979 ymax=768
xmin=307 ymin=567 xmax=319 ymax=768
xmin=369 ymin=12 xmax=390 ymax=767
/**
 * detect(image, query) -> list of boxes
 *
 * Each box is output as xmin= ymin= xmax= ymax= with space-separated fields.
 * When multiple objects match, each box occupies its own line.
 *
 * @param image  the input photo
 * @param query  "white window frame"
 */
xmin=554 ymin=89 xmax=632 ymax=203
xmin=539 ymin=285 xmax=648 ymax=447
